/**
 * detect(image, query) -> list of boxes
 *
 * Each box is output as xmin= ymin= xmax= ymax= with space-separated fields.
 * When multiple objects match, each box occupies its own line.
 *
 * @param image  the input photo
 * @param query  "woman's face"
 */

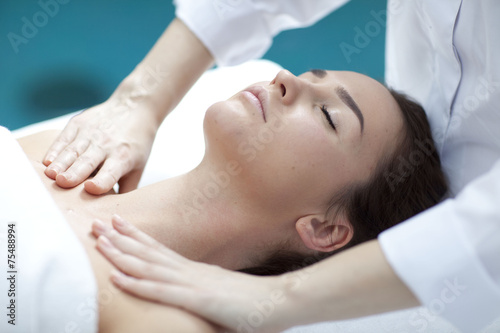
xmin=203 ymin=69 xmax=403 ymax=215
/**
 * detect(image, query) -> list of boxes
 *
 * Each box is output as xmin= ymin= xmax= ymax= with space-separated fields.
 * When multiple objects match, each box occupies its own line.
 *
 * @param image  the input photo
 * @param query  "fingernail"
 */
xmin=45 ymin=155 xmax=55 ymax=163
xmin=84 ymin=180 xmax=95 ymax=191
xmin=46 ymin=166 xmax=60 ymax=178
xmin=45 ymin=168 xmax=56 ymax=178
xmin=111 ymin=270 xmax=126 ymax=286
xmin=93 ymin=219 xmax=107 ymax=234
xmin=113 ymin=214 xmax=127 ymax=228
xmin=98 ymin=235 xmax=112 ymax=249
xmin=50 ymin=164 xmax=61 ymax=174
xmin=61 ymin=172 xmax=73 ymax=181
xmin=111 ymin=269 xmax=124 ymax=278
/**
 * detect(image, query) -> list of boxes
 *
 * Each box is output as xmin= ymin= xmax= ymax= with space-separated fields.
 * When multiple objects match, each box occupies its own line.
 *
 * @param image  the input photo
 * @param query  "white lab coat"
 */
xmin=175 ymin=0 xmax=500 ymax=331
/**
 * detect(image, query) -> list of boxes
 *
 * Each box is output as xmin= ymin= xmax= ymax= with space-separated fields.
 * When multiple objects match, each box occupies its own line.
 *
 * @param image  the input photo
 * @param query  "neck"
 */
xmin=94 ymin=160 xmax=283 ymax=270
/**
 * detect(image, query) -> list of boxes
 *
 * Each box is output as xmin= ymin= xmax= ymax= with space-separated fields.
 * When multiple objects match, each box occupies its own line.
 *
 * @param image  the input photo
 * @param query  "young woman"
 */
xmin=18 ymin=69 xmax=447 ymax=332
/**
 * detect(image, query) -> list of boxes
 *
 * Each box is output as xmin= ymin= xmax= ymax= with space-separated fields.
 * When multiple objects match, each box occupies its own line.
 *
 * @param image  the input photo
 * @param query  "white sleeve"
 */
xmin=379 ymin=159 xmax=500 ymax=332
xmin=174 ymin=0 xmax=350 ymax=66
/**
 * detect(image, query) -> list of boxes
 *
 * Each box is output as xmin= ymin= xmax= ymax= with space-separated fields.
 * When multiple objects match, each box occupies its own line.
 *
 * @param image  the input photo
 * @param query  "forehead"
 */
xmin=316 ymin=70 xmax=402 ymax=133
xmin=304 ymin=69 xmax=404 ymax=161
xmin=303 ymin=70 xmax=398 ymax=115
xmin=330 ymin=71 xmax=396 ymax=112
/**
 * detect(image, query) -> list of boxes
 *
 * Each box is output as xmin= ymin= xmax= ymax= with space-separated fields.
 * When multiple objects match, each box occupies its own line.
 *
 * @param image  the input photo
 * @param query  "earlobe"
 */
xmin=296 ymin=214 xmax=353 ymax=252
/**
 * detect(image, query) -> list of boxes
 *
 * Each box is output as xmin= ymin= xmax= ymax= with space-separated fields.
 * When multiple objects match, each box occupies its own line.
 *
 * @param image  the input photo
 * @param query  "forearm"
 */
xmin=110 ymin=18 xmax=214 ymax=127
xmin=283 ymin=240 xmax=420 ymax=326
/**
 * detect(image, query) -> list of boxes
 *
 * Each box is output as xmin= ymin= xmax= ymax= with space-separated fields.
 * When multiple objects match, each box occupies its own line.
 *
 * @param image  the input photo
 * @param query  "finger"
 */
xmin=92 ymin=219 xmax=180 ymax=268
xmin=111 ymin=215 xmax=186 ymax=261
xmin=83 ymin=156 xmax=131 ymax=195
xmin=55 ymin=145 xmax=106 ymax=188
xmin=96 ymin=236 xmax=181 ymax=281
xmin=43 ymin=125 xmax=78 ymax=166
xmin=44 ymin=138 xmax=90 ymax=180
xmin=105 ymin=229 xmax=179 ymax=268
xmin=111 ymin=270 xmax=201 ymax=309
xmin=111 ymin=215 xmax=163 ymax=249
xmin=91 ymin=218 xmax=112 ymax=238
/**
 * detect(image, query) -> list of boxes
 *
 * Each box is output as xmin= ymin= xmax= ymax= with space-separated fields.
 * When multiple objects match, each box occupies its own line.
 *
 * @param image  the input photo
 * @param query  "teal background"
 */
xmin=0 ymin=0 xmax=386 ymax=130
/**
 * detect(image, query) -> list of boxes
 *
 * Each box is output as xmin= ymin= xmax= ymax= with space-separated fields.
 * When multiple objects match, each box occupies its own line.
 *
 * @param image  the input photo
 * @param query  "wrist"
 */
xmin=278 ymin=267 xmax=334 ymax=328
xmin=109 ymin=70 xmax=170 ymax=128
xmin=251 ymin=274 xmax=310 ymax=332
xmin=105 ymin=18 xmax=214 ymax=130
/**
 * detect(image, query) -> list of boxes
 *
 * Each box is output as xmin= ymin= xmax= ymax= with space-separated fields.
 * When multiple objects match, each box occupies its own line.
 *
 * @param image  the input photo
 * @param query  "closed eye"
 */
xmin=320 ymin=105 xmax=336 ymax=131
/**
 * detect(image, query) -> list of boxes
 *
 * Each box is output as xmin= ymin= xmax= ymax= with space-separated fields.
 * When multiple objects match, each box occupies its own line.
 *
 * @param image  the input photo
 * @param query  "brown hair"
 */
xmin=241 ymin=89 xmax=448 ymax=275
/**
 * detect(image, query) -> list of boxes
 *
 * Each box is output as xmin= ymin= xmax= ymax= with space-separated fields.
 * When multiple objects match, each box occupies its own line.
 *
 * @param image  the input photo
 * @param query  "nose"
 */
xmin=271 ymin=70 xmax=302 ymax=106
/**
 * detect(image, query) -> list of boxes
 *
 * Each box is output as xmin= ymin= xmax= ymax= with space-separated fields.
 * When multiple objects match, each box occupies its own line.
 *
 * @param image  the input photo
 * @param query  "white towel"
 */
xmin=0 ymin=126 xmax=98 ymax=333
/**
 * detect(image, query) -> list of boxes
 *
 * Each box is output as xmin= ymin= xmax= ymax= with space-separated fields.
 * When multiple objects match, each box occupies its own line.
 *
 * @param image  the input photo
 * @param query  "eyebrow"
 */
xmin=309 ymin=69 xmax=364 ymax=134
xmin=310 ymin=69 xmax=327 ymax=78
xmin=335 ymin=86 xmax=364 ymax=133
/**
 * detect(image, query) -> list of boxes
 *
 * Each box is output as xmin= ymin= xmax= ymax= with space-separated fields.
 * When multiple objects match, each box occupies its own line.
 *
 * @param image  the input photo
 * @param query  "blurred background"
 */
xmin=0 ymin=0 xmax=386 ymax=130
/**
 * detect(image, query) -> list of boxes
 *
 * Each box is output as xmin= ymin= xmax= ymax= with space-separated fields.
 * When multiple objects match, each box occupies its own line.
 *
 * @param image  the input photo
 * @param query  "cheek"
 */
xmin=283 ymin=122 xmax=338 ymax=169
xmin=262 ymin=123 xmax=346 ymax=191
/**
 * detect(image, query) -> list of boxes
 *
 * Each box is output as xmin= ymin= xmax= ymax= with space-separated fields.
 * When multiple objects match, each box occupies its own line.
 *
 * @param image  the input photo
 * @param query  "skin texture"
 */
xmin=81 ymin=70 xmax=417 ymax=332
xmin=202 ymin=69 xmax=404 ymax=253
xmin=94 ymin=219 xmax=420 ymax=333
xmin=19 ymin=131 xmax=218 ymax=333
xmin=18 ymin=68 xmax=407 ymax=332
xmin=32 ymin=69 xmax=406 ymax=270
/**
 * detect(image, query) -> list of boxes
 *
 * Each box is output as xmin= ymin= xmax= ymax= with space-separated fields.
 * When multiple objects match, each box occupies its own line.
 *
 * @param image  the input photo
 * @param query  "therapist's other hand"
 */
xmin=92 ymin=215 xmax=292 ymax=333
xmin=43 ymin=100 xmax=158 ymax=195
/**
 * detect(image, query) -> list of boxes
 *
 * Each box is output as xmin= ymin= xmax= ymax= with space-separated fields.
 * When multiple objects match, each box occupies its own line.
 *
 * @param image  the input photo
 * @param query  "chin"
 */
xmin=202 ymin=100 xmax=253 ymax=162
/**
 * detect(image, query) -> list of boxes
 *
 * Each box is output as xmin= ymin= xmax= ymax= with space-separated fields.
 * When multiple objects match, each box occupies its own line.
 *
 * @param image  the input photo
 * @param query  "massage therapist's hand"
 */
xmin=92 ymin=215 xmax=297 ymax=333
xmin=43 ymin=99 xmax=159 ymax=195
xmin=42 ymin=18 xmax=214 ymax=195
xmin=92 ymin=215 xmax=420 ymax=332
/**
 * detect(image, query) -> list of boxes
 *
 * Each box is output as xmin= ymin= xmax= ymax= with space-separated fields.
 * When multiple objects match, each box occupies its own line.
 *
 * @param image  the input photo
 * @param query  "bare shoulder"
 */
xmin=102 ymin=291 xmax=219 ymax=333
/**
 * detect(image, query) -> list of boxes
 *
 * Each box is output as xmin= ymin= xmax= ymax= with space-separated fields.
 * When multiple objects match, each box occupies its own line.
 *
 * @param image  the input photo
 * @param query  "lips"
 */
xmin=243 ymin=86 xmax=267 ymax=122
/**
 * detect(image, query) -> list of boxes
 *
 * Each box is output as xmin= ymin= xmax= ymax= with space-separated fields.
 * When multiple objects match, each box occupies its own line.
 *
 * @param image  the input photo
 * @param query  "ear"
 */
xmin=295 ymin=214 xmax=353 ymax=252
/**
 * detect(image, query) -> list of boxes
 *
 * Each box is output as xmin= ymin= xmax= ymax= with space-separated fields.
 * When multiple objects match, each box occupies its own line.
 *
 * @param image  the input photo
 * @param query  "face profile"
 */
xmin=203 ymin=70 xmax=404 ymax=235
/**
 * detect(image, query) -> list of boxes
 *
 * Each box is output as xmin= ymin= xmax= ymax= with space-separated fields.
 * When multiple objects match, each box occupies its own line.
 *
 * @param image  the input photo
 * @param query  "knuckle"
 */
xmin=128 ymin=227 xmax=142 ymax=239
xmin=49 ymin=162 xmax=63 ymax=170
xmin=64 ymin=145 xmax=79 ymax=159
xmin=116 ymin=143 xmax=133 ymax=161
xmin=136 ymin=246 xmax=150 ymax=259
xmin=95 ymin=131 xmax=112 ymax=146
xmin=107 ymin=172 xmax=119 ymax=186
xmin=107 ymin=229 xmax=120 ymax=242
xmin=152 ymin=284 xmax=166 ymax=299
xmin=151 ymin=242 xmax=163 ymax=252
xmin=57 ymin=136 xmax=72 ymax=145
xmin=141 ymin=263 xmax=156 ymax=277
xmin=69 ymin=114 xmax=84 ymax=125
xmin=51 ymin=141 xmax=69 ymax=153
xmin=101 ymin=133 xmax=113 ymax=146
xmin=98 ymin=171 xmax=118 ymax=187
xmin=115 ymin=254 xmax=132 ymax=270
xmin=78 ymin=155 xmax=98 ymax=171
